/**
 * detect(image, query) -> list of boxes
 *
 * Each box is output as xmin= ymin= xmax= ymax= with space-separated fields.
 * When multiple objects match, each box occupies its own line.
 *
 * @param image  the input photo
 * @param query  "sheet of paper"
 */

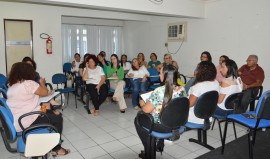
xmin=39 ymin=91 xmax=60 ymax=104
xmin=140 ymin=91 xmax=153 ymax=102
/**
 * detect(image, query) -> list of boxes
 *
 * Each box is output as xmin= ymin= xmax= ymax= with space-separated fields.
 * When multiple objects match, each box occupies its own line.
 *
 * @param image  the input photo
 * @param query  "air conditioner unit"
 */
xmin=167 ymin=22 xmax=187 ymax=41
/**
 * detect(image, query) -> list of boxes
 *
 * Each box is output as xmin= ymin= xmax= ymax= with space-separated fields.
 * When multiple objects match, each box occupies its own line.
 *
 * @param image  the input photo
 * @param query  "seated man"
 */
xmin=238 ymin=54 xmax=264 ymax=90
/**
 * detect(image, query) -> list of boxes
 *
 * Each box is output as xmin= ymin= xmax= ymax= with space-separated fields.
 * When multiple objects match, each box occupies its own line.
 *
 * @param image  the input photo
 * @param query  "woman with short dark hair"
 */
xmin=83 ymin=54 xmax=108 ymax=116
xmin=148 ymin=53 xmax=161 ymax=68
xmin=188 ymin=61 xmax=219 ymax=124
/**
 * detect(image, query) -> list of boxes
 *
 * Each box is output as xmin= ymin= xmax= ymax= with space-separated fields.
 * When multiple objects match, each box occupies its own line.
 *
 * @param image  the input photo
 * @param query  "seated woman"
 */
xmin=216 ymin=59 xmax=242 ymax=116
xmin=126 ymin=58 xmax=149 ymax=109
xmin=148 ymin=53 xmax=161 ymax=68
xmin=83 ymin=54 xmax=108 ymax=116
xmin=137 ymin=52 xmax=148 ymax=68
xmin=134 ymin=65 xmax=186 ymax=158
xmin=216 ymin=55 xmax=229 ymax=83
xmin=156 ymin=53 xmax=179 ymax=72
xmin=7 ymin=62 xmax=70 ymax=156
xmin=120 ymin=54 xmax=131 ymax=74
xmin=188 ymin=61 xmax=219 ymax=124
xmin=22 ymin=58 xmax=62 ymax=114
xmin=97 ymin=51 xmax=110 ymax=76
xmin=107 ymin=54 xmax=127 ymax=113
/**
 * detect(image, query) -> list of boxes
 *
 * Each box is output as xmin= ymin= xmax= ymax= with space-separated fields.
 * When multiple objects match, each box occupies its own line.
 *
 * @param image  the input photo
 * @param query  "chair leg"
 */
xmin=232 ymin=121 xmax=237 ymax=139
xmin=84 ymin=93 xmax=90 ymax=114
xmin=248 ymin=132 xmax=253 ymax=159
xmin=75 ymin=91 xmax=77 ymax=109
xmin=217 ymin=119 xmax=223 ymax=141
xmin=211 ymin=118 xmax=216 ymax=130
xmin=221 ymin=120 xmax=229 ymax=154
xmin=189 ymin=129 xmax=214 ymax=150
xmin=67 ymin=93 xmax=69 ymax=104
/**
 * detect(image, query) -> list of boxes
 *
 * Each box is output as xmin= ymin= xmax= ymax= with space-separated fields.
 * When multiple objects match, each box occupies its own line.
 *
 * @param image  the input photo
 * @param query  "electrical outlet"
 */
xmin=165 ymin=42 xmax=168 ymax=47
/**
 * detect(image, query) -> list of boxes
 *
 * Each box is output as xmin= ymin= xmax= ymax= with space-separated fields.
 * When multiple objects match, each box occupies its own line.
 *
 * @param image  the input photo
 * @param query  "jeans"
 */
xmin=185 ymin=77 xmax=195 ymax=94
xmin=130 ymin=78 xmax=148 ymax=107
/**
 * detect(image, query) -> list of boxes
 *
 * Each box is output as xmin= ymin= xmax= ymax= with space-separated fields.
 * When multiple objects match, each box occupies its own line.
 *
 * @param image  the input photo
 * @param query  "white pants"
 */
xmin=110 ymin=80 xmax=127 ymax=110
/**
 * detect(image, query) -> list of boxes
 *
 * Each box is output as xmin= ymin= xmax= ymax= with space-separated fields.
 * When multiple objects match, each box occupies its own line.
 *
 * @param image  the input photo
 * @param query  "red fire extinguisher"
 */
xmin=46 ymin=37 xmax=52 ymax=54
xmin=40 ymin=33 xmax=53 ymax=54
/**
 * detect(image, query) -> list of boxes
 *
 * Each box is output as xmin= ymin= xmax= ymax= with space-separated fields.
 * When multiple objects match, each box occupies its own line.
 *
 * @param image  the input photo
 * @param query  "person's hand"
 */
xmin=72 ymin=61 xmax=75 ymax=68
xmin=96 ymin=85 xmax=101 ymax=92
xmin=142 ymin=76 xmax=147 ymax=82
xmin=85 ymin=62 xmax=89 ymax=68
xmin=128 ymin=73 xmax=134 ymax=77
xmin=139 ymin=99 xmax=146 ymax=107
xmin=112 ymin=73 xmax=117 ymax=77
xmin=40 ymin=77 xmax=46 ymax=85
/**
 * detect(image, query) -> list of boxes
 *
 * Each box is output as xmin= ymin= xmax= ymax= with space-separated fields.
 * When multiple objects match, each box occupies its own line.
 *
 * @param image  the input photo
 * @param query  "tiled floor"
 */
xmin=0 ymin=95 xmax=247 ymax=159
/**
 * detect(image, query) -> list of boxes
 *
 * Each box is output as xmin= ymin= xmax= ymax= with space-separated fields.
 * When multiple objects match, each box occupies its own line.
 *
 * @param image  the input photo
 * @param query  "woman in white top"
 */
xmin=83 ymin=54 xmax=108 ymax=116
xmin=188 ymin=61 xmax=219 ymax=124
xmin=120 ymin=54 xmax=131 ymax=74
xmin=127 ymin=58 xmax=150 ymax=109
xmin=216 ymin=59 xmax=242 ymax=116
xmin=71 ymin=53 xmax=81 ymax=73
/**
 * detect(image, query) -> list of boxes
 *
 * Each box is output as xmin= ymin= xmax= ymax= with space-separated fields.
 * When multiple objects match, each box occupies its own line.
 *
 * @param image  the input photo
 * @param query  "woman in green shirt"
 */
xmin=107 ymin=54 xmax=127 ymax=113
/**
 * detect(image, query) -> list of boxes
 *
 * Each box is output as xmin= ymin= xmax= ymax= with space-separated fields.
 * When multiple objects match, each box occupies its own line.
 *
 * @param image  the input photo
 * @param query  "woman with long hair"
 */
xmin=97 ymin=51 xmax=110 ymax=76
xmin=216 ymin=59 xmax=242 ymax=116
xmin=120 ymin=54 xmax=131 ymax=74
xmin=107 ymin=54 xmax=127 ymax=113
xmin=134 ymin=65 xmax=186 ymax=158
xmin=7 ymin=62 xmax=70 ymax=156
xmin=188 ymin=61 xmax=219 ymax=124
xmin=216 ymin=55 xmax=229 ymax=83
xmin=137 ymin=52 xmax=148 ymax=68
xmin=126 ymin=58 xmax=149 ymax=109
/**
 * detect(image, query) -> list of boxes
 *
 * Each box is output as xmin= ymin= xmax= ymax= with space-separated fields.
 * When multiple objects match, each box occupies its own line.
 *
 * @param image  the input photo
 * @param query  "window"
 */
xmin=62 ymin=24 xmax=123 ymax=63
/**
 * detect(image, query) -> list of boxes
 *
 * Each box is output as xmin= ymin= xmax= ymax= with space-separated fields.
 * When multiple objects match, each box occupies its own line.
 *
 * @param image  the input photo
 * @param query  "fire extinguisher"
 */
xmin=40 ymin=33 xmax=53 ymax=54
xmin=46 ymin=37 xmax=52 ymax=54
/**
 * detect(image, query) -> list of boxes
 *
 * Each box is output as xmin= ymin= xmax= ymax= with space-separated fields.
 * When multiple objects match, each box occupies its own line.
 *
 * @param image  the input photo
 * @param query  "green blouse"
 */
xmin=106 ymin=65 xmax=124 ymax=80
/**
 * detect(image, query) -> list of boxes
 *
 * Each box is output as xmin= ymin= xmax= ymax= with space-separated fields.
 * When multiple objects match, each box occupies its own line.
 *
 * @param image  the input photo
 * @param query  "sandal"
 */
xmin=51 ymin=147 xmax=70 ymax=157
xmin=90 ymin=108 xmax=95 ymax=114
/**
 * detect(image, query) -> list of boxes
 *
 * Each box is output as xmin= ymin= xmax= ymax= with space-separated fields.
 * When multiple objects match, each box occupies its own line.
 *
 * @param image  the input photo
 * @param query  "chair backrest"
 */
xmin=159 ymin=97 xmax=189 ymax=129
xmin=255 ymin=90 xmax=270 ymax=120
xmin=194 ymin=91 xmax=219 ymax=119
xmin=0 ymin=76 xmax=8 ymax=89
xmin=0 ymin=88 xmax=7 ymax=99
xmin=52 ymin=73 xmax=67 ymax=85
xmin=0 ymin=98 xmax=13 ymax=122
xmin=225 ymin=92 xmax=244 ymax=111
xmin=179 ymin=74 xmax=186 ymax=84
xmin=0 ymin=106 xmax=17 ymax=152
xmin=147 ymin=68 xmax=160 ymax=82
xmin=63 ymin=62 xmax=72 ymax=75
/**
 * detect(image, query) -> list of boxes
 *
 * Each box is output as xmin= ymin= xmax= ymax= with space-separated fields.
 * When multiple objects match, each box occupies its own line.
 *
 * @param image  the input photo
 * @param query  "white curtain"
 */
xmin=62 ymin=24 xmax=123 ymax=63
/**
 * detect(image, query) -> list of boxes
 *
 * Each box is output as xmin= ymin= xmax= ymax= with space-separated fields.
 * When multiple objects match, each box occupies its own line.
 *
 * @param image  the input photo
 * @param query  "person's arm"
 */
xmin=117 ymin=67 xmax=124 ymax=80
xmin=172 ymin=61 xmax=179 ymax=70
xmin=126 ymin=69 xmax=134 ymax=78
xmin=189 ymin=94 xmax=198 ymax=107
xmin=140 ymin=101 xmax=155 ymax=113
xmin=155 ymin=63 xmax=162 ymax=72
xmin=243 ymin=80 xmax=263 ymax=89
xmin=218 ymin=82 xmax=230 ymax=104
xmin=35 ymin=78 xmax=49 ymax=97
xmin=96 ymin=75 xmax=106 ymax=92
xmin=142 ymin=66 xmax=149 ymax=82
xmin=106 ymin=66 xmax=113 ymax=78
xmin=82 ymin=65 xmax=89 ymax=81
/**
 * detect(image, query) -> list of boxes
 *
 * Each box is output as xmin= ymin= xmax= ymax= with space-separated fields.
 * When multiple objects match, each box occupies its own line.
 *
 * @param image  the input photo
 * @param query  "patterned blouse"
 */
xmin=147 ymin=85 xmax=187 ymax=123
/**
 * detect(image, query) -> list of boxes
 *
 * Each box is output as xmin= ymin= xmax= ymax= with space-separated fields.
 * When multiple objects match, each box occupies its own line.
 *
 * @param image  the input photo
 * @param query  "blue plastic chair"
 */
xmin=63 ymin=62 xmax=72 ymax=76
xmin=0 ymin=98 xmax=58 ymax=156
xmin=52 ymin=73 xmax=77 ymax=108
xmin=0 ymin=88 xmax=7 ymax=99
xmin=185 ymin=91 xmax=219 ymax=150
xmin=211 ymin=92 xmax=244 ymax=141
xmin=136 ymin=97 xmax=189 ymax=159
xmin=147 ymin=68 xmax=160 ymax=90
xmin=221 ymin=90 xmax=270 ymax=159
xmin=0 ymin=74 xmax=8 ymax=89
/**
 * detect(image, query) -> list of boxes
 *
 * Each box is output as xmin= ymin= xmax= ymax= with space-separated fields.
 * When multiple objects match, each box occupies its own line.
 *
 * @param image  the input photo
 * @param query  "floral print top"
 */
xmin=146 ymin=85 xmax=187 ymax=123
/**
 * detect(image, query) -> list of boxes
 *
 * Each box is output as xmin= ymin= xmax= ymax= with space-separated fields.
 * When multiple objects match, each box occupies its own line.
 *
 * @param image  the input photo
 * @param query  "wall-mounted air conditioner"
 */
xmin=167 ymin=22 xmax=187 ymax=41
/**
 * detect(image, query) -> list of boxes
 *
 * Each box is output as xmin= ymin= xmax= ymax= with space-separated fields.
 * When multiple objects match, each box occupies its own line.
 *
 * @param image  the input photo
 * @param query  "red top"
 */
xmin=238 ymin=64 xmax=264 ymax=85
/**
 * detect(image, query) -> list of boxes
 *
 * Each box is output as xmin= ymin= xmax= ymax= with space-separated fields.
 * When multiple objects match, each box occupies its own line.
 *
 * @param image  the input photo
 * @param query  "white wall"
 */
xmin=0 ymin=1 xmax=152 ymax=82
xmin=124 ymin=0 xmax=270 ymax=91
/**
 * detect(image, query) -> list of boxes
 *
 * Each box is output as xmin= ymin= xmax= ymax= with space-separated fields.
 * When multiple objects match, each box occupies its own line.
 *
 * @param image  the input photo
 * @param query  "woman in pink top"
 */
xmin=7 ymin=62 xmax=70 ymax=156
xmin=216 ymin=55 xmax=229 ymax=83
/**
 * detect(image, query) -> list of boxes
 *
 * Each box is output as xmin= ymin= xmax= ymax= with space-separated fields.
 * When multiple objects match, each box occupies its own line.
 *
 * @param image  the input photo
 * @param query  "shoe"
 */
xmin=138 ymin=150 xmax=146 ymax=158
xmin=51 ymin=147 xmax=70 ymax=157
xmin=90 ymin=108 xmax=95 ymax=114
xmin=156 ymin=139 xmax=164 ymax=155
xmin=134 ymin=106 xmax=139 ymax=110
xmin=94 ymin=110 xmax=99 ymax=116
xmin=120 ymin=109 xmax=125 ymax=113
